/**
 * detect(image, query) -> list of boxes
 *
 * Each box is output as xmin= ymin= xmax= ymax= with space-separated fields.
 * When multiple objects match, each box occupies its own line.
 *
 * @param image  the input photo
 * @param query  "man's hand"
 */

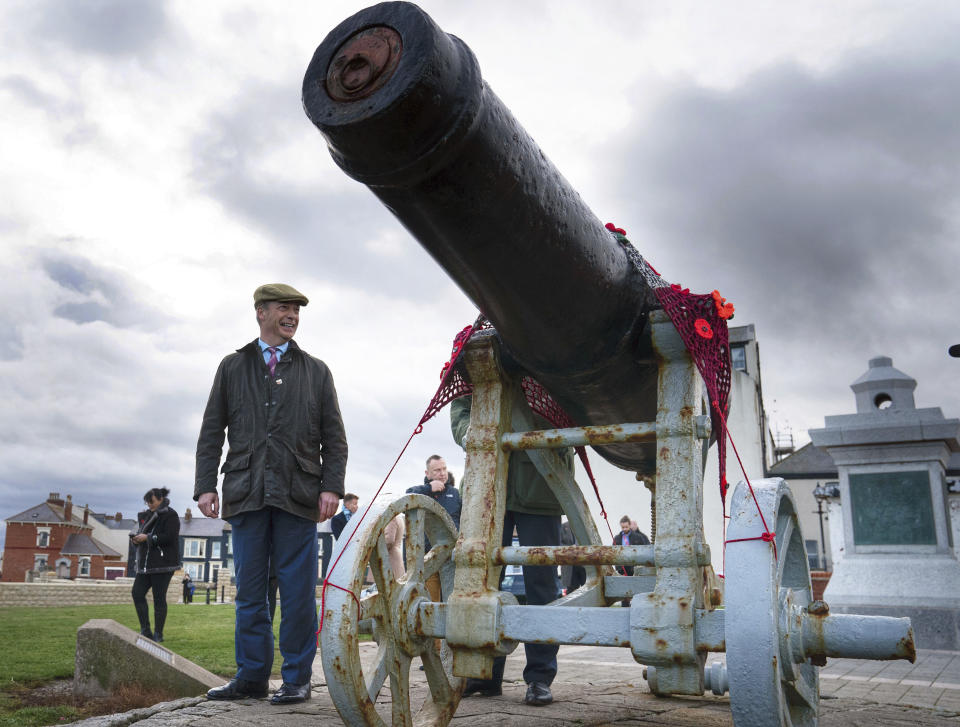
xmin=198 ymin=492 xmax=219 ymax=519
xmin=132 ymin=534 xmax=148 ymax=544
xmin=318 ymin=491 xmax=340 ymax=522
xmin=429 ymin=479 xmax=445 ymax=493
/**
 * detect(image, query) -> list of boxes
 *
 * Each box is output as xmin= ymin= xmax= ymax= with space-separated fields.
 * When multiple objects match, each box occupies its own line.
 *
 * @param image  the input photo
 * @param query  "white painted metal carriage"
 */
xmin=320 ymin=312 xmax=915 ymax=727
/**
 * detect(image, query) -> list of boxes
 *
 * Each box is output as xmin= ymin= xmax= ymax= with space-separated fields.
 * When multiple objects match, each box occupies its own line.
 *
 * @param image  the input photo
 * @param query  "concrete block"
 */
xmin=74 ymin=619 xmax=221 ymax=698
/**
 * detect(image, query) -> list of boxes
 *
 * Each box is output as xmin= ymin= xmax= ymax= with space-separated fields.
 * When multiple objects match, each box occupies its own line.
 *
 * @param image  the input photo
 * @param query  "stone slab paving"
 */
xmin=63 ymin=644 xmax=960 ymax=726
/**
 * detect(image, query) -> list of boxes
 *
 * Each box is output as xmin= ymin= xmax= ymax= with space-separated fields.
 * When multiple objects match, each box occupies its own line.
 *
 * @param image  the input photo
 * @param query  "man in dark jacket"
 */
xmin=406 ymin=455 xmax=461 ymax=528
xmin=195 ymin=283 xmax=348 ymax=705
xmin=613 ymin=515 xmax=650 ymax=576
xmin=452 ymin=396 xmax=567 ymax=707
xmin=407 ymin=455 xmax=461 ymax=658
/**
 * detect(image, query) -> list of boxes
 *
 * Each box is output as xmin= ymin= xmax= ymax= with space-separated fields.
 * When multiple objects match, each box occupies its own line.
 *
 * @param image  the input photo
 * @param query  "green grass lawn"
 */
xmin=0 ymin=603 xmax=276 ymax=684
xmin=0 ymin=601 xmax=370 ymax=725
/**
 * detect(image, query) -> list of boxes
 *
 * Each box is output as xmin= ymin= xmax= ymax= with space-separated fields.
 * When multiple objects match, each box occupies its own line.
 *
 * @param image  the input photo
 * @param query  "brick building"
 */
xmin=2 ymin=493 xmax=123 ymax=582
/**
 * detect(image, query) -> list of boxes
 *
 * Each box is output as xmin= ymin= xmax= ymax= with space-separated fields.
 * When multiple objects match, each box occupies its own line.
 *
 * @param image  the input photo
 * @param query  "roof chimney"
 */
xmin=64 ymin=495 xmax=73 ymax=522
xmin=115 ymin=512 xmax=122 ymax=522
xmin=184 ymin=507 xmax=193 ymax=522
xmin=83 ymin=506 xmax=89 ymax=525
xmin=47 ymin=492 xmax=63 ymax=506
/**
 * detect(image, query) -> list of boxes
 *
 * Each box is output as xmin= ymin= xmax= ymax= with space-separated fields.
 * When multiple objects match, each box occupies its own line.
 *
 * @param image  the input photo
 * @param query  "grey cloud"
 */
xmin=610 ymin=33 xmax=960 ymax=337
xmin=0 ymin=75 xmax=98 ymax=146
xmin=604 ymin=26 xmax=960 ymax=430
xmin=0 ymin=330 xmax=24 ymax=361
xmin=41 ymin=251 xmax=167 ymax=330
xmin=190 ymin=82 xmax=456 ymax=299
xmin=24 ymin=0 xmax=170 ymax=58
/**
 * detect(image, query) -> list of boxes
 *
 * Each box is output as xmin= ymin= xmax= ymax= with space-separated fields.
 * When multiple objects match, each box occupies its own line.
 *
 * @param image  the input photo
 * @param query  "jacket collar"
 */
xmin=238 ymin=338 xmax=302 ymax=355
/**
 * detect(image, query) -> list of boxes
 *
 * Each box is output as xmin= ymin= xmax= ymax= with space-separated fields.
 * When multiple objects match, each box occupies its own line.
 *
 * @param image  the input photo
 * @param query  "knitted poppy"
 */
xmin=694 ymin=318 xmax=713 ymax=339
xmin=605 ymin=222 xmax=627 ymax=236
xmin=711 ymin=290 xmax=735 ymax=320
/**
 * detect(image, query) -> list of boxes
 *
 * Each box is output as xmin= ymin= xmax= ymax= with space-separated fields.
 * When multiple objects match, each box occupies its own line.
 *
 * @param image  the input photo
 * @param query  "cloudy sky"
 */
xmin=2 ymin=0 xmax=958 ymax=565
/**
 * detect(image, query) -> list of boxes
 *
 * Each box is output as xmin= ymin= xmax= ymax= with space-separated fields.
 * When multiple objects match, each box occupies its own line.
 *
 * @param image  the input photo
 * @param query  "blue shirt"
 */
xmin=257 ymin=339 xmax=289 ymax=366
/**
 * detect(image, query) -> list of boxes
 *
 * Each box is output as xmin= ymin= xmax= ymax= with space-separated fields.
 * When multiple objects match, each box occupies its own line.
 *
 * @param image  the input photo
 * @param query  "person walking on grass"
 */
xmin=131 ymin=487 xmax=181 ymax=643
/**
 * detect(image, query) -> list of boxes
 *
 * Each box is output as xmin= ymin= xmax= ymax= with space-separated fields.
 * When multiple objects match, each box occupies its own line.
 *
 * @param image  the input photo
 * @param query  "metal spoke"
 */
xmin=775 ymin=516 xmax=794 ymax=587
xmin=788 ymin=667 xmax=819 ymax=712
xmin=360 ymin=591 xmax=383 ymax=622
xmin=365 ymin=642 xmax=392 ymax=701
xmin=389 ymin=653 xmax=413 ymax=727
xmin=421 ymin=646 xmax=454 ymax=706
xmin=405 ymin=509 xmax=426 ymax=582
xmin=423 ymin=542 xmax=454 ymax=582
xmin=371 ymin=535 xmax=395 ymax=599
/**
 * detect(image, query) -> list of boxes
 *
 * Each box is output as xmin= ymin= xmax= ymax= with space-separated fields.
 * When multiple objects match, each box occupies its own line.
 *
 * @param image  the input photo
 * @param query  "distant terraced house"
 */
xmin=177 ymin=507 xmax=231 ymax=584
xmin=2 ymin=492 xmax=124 ymax=581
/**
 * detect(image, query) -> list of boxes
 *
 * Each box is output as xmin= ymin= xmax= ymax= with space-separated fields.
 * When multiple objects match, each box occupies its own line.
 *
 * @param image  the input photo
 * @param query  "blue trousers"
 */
xmin=492 ymin=510 xmax=561 ymax=686
xmin=229 ymin=507 xmax=318 ymax=685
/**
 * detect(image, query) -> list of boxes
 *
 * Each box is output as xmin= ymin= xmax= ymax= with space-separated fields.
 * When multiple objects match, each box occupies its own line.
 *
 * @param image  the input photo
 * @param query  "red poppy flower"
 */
xmin=711 ymin=290 xmax=735 ymax=320
xmin=604 ymin=222 xmax=627 ymax=235
xmin=694 ymin=318 xmax=713 ymax=339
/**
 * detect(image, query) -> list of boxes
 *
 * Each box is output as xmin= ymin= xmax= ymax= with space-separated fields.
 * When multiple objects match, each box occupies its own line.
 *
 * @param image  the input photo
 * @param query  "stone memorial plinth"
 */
xmin=810 ymin=356 xmax=960 ymax=649
xmin=75 ymin=619 xmax=222 ymax=698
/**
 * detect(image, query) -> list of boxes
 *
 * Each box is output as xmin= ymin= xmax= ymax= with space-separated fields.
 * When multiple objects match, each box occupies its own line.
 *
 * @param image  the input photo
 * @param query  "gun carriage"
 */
xmin=302 ymin=4 xmax=915 ymax=725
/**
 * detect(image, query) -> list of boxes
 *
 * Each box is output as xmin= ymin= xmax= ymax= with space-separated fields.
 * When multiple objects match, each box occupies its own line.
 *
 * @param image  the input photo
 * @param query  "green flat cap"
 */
xmin=253 ymin=283 xmax=309 ymax=308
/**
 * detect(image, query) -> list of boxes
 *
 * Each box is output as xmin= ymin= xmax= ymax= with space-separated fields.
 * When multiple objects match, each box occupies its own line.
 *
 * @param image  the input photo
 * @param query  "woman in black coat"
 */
xmin=131 ymin=487 xmax=181 ymax=642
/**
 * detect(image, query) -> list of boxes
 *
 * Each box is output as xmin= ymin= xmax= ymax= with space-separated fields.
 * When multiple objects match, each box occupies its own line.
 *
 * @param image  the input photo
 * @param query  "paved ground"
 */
xmin=65 ymin=644 xmax=960 ymax=726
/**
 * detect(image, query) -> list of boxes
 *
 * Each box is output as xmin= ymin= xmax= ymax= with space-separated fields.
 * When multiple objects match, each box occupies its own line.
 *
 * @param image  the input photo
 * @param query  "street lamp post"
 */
xmin=812 ymin=482 xmax=840 ymax=571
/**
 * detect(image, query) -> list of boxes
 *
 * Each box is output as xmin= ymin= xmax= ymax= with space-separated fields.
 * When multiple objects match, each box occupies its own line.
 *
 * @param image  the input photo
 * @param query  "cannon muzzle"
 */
xmin=304 ymin=2 xmax=660 ymax=471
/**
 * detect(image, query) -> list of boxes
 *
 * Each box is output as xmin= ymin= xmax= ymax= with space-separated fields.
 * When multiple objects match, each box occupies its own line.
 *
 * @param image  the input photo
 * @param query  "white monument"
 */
xmin=810 ymin=356 xmax=960 ymax=649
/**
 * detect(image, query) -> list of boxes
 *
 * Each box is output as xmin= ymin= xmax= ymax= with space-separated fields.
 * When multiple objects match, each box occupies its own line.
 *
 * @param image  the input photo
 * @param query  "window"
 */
xmin=184 ymin=538 xmax=206 ymax=558
xmin=34 ymin=555 xmax=48 ymax=570
xmin=805 ymin=539 xmax=821 ymax=570
xmin=36 ymin=528 xmax=51 ymax=547
xmin=184 ymin=562 xmax=204 ymax=581
xmin=227 ymin=534 xmax=233 ymax=554
xmin=731 ymin=345 xmax=747 ymax=372
xmin=210 ymin=541 xmax=221 ymax=559
xmin=79 ymin=557 xmax=91 ymax=577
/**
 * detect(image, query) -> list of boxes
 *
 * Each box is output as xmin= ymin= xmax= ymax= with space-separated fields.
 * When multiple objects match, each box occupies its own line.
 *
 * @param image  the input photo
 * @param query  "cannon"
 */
xmin=302 ymin=4 xmax=916 ymax=726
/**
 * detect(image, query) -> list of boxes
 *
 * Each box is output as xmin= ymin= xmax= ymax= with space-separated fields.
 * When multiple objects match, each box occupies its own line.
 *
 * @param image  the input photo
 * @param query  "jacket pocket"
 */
xmin=221 ymin=452 xmax=252 ymax=504
xmin=290 ymin=454 xmax=323 ymax=508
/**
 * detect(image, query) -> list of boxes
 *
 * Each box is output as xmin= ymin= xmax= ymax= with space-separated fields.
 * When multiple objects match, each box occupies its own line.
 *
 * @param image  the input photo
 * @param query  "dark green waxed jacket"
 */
xmin=194 ymin=339 xmax=348 ymax=522
xmin=451 ymin=396 xmax=569 ymax=516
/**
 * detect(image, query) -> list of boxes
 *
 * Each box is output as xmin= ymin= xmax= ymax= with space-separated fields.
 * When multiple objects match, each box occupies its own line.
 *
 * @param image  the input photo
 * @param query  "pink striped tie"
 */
xmin=267 ymin=347 xmax=279 ymax=377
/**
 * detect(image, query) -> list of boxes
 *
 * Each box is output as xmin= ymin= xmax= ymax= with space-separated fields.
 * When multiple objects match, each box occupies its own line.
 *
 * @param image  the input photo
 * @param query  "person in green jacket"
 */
xmin=451 ymin=395 xmax=572 ymax=707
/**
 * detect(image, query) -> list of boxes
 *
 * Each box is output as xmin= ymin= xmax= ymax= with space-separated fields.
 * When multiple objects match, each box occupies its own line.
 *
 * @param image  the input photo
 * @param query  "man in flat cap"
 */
xmin=195 ymin=283 xmax=347 ymax=705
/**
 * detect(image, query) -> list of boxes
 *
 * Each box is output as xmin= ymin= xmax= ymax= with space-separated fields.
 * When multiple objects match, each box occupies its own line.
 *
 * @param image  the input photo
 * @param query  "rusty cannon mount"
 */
xmin=303 ymin=3 xmax=916 ymax=726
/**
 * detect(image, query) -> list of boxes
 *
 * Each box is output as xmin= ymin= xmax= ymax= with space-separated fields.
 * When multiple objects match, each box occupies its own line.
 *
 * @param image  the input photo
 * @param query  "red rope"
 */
xmin=576 ymin=447 xmax=615 ymax=541
xmin=317 ymin=319 xmax=485 ymax=638
xmin=714 ymin=401 xmax=776 ymax=577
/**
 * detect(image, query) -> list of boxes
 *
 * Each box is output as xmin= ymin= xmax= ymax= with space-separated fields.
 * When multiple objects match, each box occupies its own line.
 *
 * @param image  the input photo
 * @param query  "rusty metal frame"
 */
xmin=320 ymin=313 xmax=917 ymax=727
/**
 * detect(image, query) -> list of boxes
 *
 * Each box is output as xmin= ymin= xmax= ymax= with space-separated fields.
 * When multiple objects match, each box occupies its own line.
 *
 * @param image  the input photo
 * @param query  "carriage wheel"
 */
xmin=725 ymin=478 xmax=819 ymax=727
xmin=321 ymin=494 xmax=464 ymax=726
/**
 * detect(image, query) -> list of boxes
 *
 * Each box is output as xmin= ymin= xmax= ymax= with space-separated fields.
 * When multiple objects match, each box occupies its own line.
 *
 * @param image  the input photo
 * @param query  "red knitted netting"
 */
xmin=605 ymin=222 xmax=734 ymax=505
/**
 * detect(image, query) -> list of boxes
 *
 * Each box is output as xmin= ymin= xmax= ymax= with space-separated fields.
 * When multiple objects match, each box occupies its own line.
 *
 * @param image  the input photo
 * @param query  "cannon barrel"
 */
xmin=303 ymin=1 xmax=659 ymax=471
